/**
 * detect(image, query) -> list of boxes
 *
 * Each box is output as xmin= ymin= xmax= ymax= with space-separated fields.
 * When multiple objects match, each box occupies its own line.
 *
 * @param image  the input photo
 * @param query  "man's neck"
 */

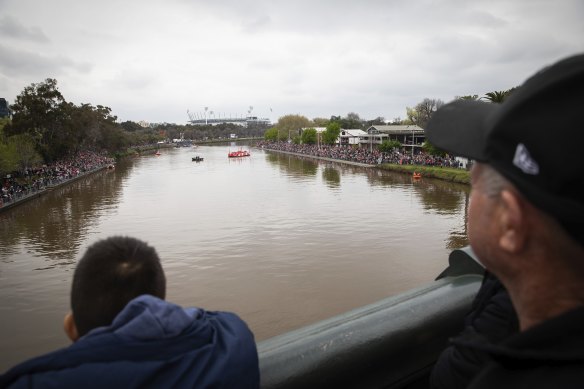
xmin=507 ymin=268 xmax=584 ymax=331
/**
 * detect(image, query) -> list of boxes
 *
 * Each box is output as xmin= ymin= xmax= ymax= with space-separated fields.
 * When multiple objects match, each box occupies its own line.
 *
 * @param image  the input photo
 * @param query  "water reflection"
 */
xmin=264 ymin=154 xmax=471 ymax=250
xmin=265 ymin=152 xmax=318 ymax=178
xmin=322 ymin=166 xmax=341 ymax=188
xmin=0 ymin=162 xmax=132 ymax=264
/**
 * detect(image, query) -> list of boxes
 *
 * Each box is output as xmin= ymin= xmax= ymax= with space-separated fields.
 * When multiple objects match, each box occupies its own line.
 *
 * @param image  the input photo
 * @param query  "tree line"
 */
xmin=0 ymin=78 xmax=269 ymax=176
xmin=263 ymin=87 xmax=517 ymax=152
xmin=0 ymin=77 xmax=516 ymax=176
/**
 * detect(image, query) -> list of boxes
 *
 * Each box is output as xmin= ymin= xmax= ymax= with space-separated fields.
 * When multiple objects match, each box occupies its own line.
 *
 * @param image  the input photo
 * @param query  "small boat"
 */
xmin=413 ymin=172 xmax=422 ymax=179
xmin=155 ymin=151 xmax=161 ymax=156
xmin=107 ymin=164 xmax=115 ymax=169
xmin=192 ymin=156 xmax=204 ymax=162
xmin=228 ymin=149 xmax=251 ymax=158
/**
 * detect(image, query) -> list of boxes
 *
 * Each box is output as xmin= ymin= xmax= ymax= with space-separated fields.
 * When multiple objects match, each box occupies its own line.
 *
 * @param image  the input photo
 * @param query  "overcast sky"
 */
xmin=1 ymin=0 xmax=583 ymax=125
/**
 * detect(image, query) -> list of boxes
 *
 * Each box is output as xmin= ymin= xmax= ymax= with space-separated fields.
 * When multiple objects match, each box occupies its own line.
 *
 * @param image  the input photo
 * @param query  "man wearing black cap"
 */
xmin=425 ymin=54 xmax=584 ymax=388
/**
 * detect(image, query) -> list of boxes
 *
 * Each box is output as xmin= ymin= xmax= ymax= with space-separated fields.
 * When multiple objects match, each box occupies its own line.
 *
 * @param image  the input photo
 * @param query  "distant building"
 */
xmin=0 ymin=98 xmax=11 ymax=118
xmin=339 ymin=129 xmax=367 ymax=146
xmin=364 ymin=125 xmax=425 ymax=152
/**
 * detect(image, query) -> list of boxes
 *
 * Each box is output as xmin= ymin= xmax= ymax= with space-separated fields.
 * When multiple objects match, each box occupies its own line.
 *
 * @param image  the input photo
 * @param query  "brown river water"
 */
xmin=0 ymin=143 xmax=469 ymax=371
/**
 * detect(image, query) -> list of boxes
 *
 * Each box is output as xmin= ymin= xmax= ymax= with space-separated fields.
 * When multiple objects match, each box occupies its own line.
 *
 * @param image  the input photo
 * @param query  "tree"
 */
xmin=330 ymin=112 xmax=364 ymax=129
xmin=456 ymin=95 xmax=479 ymax=101
xmin=6 ymin=78 xmax=68 ymax=161
xmin=343 ymin=112 xmax=362 ymax=129
xmin=121 ymin=121 xmax=143 ymax=132
xmin=301 ymin=128 xmax=317 ymax=144
xmin=9 ymin=134 xmax=42 ymax=172
xmin=312 ymin=117 xmax=329 ymax=127
xmin=422 ymin=141 xmax=446 ymax=157
xmin=264 ymin=127 xmax=278 ymax=141
xmin=322 ymin=122 xmax=341 ymax=145
xmin=482 ymin=91 xmax=507 ymax=103
xmin=0 ymin=118 xmax=18 ymax=175
xmin=482 ymin=88 xmax=517 ymax=103
xmin=379 ymin=140 xmax=402 ymax=152
xmin=406 ymin=98 xmax=444 ymax=129
xmin=276 ymin=115 xmax=310 ymax=141
xmin=365 ymin=116 xmax=386 ymax=127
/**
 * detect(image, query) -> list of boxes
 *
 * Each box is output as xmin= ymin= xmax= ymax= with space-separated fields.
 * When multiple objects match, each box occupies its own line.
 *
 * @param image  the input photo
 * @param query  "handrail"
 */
xmin=258 ymin=248 xmax=483 ymax=388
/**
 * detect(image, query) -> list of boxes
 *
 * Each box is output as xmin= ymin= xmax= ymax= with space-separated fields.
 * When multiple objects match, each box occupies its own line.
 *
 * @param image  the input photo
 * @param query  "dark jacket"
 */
xmin=0 ymin=295 xmax=259 ymax=388
xmin=466 ymin=306 xmax=584 ymax=388
xmin=430 ymin=272 xmax=519 ymax=389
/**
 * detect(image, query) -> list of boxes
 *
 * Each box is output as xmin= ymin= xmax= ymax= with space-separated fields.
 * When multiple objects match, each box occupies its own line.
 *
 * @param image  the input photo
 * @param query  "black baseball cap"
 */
xmin=425 ymin=54 xmax=584 ymax=244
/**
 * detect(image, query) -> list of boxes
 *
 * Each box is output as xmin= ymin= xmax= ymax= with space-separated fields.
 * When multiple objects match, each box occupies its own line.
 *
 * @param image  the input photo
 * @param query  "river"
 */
xmin=0 ymin=143 xmax=469 ymax=371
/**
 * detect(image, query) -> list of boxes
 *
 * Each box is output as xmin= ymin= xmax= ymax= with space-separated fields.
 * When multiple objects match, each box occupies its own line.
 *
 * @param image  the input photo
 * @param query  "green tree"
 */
xmin=301 ymin=128 xmax=317 ymax=144
xmin=276 ymin=115 xmax=310 ymax=141
xmin=0 ymin=142 xmax=18 ymax=176
xmin=422 ymin=141 xmax=446 ymax=157
xmin=342 ymin=112 xmax=363 ymax=129
xmin=483 ymin=91 xmax=507 ymax=103
xmin=120 ymin=121 xmax=143 ymax=132
xmin=457 ymin=95 xmax=479 ymax=100
xmin=379 ymin=140 xmax=402 ymax=152
xmin=9 ymin=134 xmax=42 ymax=172
xmin=5 ymin=78 xmax=70 ymax=161
xmin=482 ymin=88 xmax=517 ymax=103
xmin=364 ymin=116 xmax=386 ymax=127
xmin=264 ymin=127 xmax=278 ymax=141
xmin=322 ymin=122 xmax=341 ymax=145
xmin=312 ymin=117 xmax=329 ymax=127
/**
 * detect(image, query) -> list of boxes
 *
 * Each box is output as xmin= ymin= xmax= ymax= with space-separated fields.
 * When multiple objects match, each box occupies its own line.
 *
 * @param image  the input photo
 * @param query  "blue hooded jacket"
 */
xmin=0 ymin=295 xmax=259 ymax=388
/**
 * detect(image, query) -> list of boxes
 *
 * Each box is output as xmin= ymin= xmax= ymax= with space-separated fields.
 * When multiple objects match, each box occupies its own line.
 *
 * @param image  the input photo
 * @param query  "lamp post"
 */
xmin=411 ymin=127 xmax=415 ymax=156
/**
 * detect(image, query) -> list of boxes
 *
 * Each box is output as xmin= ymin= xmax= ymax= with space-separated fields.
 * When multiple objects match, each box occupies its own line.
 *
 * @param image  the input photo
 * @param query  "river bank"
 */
xmin=257 ymin=146 xmax=470 ymax=184
xmin=0 ymin=165 xmax=110 ymax=213
xmin=260 ymin=149 xmax=373 ymax=168
xmin=378 ymin=163 xmax=470 ymax=184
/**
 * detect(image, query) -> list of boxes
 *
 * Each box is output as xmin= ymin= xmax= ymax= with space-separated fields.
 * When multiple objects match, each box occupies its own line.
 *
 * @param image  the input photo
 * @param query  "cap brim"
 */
xmin=425 ymin=100 xmax=498 ymax=162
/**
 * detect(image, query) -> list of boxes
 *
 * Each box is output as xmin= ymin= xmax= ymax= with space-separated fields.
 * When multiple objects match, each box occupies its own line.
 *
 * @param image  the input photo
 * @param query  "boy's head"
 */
xmin=65 ymin=236 xmax=166 ymax=340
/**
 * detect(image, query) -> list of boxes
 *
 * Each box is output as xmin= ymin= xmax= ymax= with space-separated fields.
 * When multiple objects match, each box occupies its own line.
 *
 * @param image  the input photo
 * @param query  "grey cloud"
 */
xmin=241 ymin=15 xmax=271 ymax=33
xmin=0 ymin=16 xmax=50 ymax=43
xmin=0 ymin=44 xmax=92 ymax=77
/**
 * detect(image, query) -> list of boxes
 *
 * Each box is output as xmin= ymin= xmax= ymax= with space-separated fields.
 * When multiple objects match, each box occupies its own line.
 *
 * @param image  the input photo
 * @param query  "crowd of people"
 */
xmin=0 ymin=151 xmax=114 ymax=207
xmin=257 ymin=141 xmax=464 ymax=168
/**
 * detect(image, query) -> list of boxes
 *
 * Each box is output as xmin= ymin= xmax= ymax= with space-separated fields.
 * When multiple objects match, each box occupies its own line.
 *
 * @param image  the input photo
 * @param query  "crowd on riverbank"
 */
xmin=257 ymin=141 xmax=462 ymax=167
xmin=1 ymin=151 xmax=114 ymax=207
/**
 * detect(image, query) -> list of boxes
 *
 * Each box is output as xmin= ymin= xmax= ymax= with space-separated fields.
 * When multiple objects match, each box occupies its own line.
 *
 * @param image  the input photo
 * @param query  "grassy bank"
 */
xmin=379 ymin=163 xmax=470 ymax=184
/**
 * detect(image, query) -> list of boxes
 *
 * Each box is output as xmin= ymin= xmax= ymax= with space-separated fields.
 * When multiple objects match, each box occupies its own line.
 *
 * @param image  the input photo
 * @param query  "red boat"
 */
xmin=228 ymin=149 xmax=250 ymax=158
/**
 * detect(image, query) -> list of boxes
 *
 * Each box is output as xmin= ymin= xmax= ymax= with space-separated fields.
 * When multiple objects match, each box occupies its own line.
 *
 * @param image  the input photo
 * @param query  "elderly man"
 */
xmin=425 ymin=54 xmax=584 ymax=388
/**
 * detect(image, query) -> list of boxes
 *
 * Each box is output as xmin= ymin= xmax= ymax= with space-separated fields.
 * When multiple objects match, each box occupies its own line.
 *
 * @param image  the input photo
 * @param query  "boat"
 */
xmin=192 ymin=156 xmax=204 ymax=162
xmin=228 ymin=149 xmax=251 ymax=158
xmin=155 ymin=151 xmax=161 ymax=156
xmin=413 ymin=172 xmax=422 ymax=179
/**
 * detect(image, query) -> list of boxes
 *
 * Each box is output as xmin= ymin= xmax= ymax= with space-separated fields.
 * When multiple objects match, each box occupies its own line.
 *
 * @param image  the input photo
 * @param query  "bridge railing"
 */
xmin=257 ymin=248 xmax=484 ymax=389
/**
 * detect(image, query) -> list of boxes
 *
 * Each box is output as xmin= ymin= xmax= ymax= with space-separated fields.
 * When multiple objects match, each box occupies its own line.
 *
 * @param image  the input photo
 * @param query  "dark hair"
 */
xmin=71 ymin=236 xmax=166 ymax=336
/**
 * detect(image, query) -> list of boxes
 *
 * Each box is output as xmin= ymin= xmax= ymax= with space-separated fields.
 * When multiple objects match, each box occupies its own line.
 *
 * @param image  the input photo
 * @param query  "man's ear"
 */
xmin=64 ymin=312 xmax=79 ymax=342
xmin=498 ymin=189 xmax=527 ymax=253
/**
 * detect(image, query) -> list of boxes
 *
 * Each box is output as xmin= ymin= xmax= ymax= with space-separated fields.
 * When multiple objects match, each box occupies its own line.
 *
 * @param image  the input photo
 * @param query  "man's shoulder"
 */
xmin=468 ymin=306 xmax=584 ymax=388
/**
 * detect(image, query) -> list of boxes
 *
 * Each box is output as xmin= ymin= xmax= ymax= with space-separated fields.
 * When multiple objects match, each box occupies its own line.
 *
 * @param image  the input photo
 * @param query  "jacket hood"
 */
xmin=87 ymin=295 xmax=200 ymax=340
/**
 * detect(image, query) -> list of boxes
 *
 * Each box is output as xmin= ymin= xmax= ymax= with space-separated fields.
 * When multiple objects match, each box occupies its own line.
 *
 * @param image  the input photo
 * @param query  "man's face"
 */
xmin=468 ymin=163 xmax=501 ymax=271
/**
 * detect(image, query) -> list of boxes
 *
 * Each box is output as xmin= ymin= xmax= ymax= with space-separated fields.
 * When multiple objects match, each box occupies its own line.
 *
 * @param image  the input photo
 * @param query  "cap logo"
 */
xmin=513 ymin=143 xmax=539 ymax=175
